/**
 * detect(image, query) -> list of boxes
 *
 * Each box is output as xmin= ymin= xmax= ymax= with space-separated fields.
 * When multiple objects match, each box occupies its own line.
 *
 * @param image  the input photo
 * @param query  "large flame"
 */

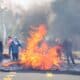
xmin=20 ymin=24 xmax=62 ymax=70
xmin=2 ymin=24 xmax=62 ymax=70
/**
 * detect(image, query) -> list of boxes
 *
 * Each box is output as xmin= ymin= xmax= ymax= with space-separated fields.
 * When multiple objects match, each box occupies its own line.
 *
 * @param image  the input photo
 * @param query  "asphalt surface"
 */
xmin=0 ymin=70 xmax=80 ymax=80
xmin=0 ymin=63 xmax=80 ymax=80
xmin=0 ymin=56 xmax=80 ymax=80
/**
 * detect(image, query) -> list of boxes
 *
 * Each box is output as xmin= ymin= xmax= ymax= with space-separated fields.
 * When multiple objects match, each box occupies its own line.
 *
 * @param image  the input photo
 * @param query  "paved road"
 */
xmin=0 ymin=70 xmax=80 ymax=80
xmin=0 ymin=56 xmax=80 ymax=80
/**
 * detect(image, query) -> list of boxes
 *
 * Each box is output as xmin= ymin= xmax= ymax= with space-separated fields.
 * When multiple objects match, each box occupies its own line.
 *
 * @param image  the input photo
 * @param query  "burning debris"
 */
xmin=19 ymin=24 xmax=62 ymax=70
xmin=1 ymin=24 xmax=62 ymax=70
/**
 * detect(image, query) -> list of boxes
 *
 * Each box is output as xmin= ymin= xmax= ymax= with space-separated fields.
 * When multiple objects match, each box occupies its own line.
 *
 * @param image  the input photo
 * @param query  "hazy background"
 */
xmin=0 ymin=0 xmax=80 ymax=50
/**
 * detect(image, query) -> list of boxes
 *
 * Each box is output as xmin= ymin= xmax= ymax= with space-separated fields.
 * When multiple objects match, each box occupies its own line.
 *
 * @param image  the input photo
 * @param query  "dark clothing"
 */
xmin=0 ymin=41 xmax=3 ymax=53
xmin=10 ymin=41 xmax=21 ymax=54
xmin=63 ymin=40 xmax=72 ymax=51
xmin=64 ymin=50 xmax=75 ymax=64
xmin=10 ymin=40 xmax=21 ymax=61
xmin=0 ymin=41 xmax=3 ymax=62
xmin=12 ymin=53 xmax=18 ymax=61
xmin=63 ymin=40 xmax=75 ymax=65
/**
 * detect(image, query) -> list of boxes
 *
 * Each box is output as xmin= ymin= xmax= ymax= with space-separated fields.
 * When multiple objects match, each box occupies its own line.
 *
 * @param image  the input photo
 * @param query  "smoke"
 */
xmin=21 ymin=0 xmax=80 ymax=39
xmin=1 ymin=0 xmax=54 ymax=14
xmin=50 ymin=0 xmax=80 ymax=39
xmin=1 ymin=0 xmax=80 ymax=40
xmin=17 ymin=0 xmax=56 ymax=39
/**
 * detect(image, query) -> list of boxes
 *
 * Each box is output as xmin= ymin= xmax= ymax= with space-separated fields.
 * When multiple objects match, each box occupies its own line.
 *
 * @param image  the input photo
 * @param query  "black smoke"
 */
xmin=17 ymin=0 xmax=80 ymax=50
xmin=50 ymin=0 xmax=80 ymax=38
xmin=19 ymin=0 xmax=80 ymax=39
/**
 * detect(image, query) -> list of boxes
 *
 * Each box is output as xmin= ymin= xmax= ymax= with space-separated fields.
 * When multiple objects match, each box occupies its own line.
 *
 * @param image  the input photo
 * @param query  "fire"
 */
xmin=2 ymin=24 xmax=62 ymax=70
xmin=20 ymin=24 xmax=62 ymax=70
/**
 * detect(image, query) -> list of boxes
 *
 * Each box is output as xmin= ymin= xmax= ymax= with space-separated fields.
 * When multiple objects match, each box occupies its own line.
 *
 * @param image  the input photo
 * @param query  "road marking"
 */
xmin=46 ymin=72 xmax=54 ymax=77
xmin=3 ymin=72 xmax=16 ymax=80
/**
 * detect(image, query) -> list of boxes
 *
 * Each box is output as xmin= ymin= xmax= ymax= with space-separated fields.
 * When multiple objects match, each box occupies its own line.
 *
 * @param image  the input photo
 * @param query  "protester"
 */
xmin=63 ymin=39 xmax=75 ymax=65
xmin=9 ymin=37 xmax=22 ymax=61
xmin=55 ymin=38 xmax=63 ymax=60
xmin=0 ymin=40 xmax=3 ymax=62
xmin=7 ymin=36 xmax=13 ymax=55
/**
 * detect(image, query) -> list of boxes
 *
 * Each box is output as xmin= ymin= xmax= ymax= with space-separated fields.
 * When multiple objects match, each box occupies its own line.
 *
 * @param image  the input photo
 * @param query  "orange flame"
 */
xmin=20 ymin=24 xmax=62 ymax=70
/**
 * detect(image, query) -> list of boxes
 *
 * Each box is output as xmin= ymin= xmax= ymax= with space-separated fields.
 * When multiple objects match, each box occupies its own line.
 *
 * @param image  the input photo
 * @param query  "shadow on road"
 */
xmin=16 ymin=68 xmax=80 ymax=75
xmin=0 ymin=68 xmax=80 ymax=75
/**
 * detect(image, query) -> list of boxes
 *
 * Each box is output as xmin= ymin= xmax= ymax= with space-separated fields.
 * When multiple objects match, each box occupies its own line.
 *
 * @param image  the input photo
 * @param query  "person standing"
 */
xmin=9 ymin=37 xmax=22 ymax=61
xmin=55 ymin=38 xmax=63 ymax=59
xmin=7 ymin=36 xmax=13 ymax=56
xmin=0 ymin=40 xmax=3 ymax=62
xmin=63 ymin=39 xmax=75 ymax=65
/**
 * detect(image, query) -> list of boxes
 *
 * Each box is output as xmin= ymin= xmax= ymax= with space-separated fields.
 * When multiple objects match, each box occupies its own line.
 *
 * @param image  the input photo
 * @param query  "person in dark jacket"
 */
xmin=63 ymin=39 xmax=75 ymax=65
xmin=9 ymin=37 xmax=22 ymax=61
xmin=0 ymin=41 xmax=3 ymax=62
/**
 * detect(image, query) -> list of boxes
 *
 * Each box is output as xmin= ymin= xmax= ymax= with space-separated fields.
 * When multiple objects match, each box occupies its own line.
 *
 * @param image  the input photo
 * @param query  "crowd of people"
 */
xmin=0 ymin=36 xmax=75 ymax=66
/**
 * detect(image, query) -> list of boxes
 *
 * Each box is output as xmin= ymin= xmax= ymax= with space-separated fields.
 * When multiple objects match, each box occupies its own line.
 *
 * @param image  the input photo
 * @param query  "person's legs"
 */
xmin=69 ymin=52 xmax=75 ymax=64
xmin=15 ymin=53 xmax=18 ymax=61
xmin=65 ymin=51 xmax=70 ymax=65
xmin=12 ymin=53 xmax=16 ymax=61
xmin=66 ymin=54 xmax=70 ymax=65
xmin=9 ymin=47 xmax=13 ymax=60
xmin=9 ymin=47 xmax=11 ymax=55
xmin=0 ymin=52 xmax=3 ymax=62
